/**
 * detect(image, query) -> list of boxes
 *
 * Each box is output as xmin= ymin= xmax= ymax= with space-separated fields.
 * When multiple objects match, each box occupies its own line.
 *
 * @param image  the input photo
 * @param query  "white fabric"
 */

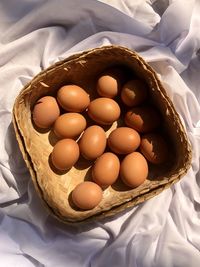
xmin=0 ymin=0 xmax=200 ymax=266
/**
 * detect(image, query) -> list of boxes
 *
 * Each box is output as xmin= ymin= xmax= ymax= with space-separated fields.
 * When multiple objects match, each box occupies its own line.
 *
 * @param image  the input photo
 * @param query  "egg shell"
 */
xmin=120 ymin=152 xmax=148 ymax=188
xmin=96 ymin=67 xmax=125 ymax=98
xmin=53 ymin=113 xmax=86 ymax=139
xmin=57 ymin=85 xmax=90 ymax=112
xmin=121 ymin=79 xmax=148 ymax=107
xmin=51 ymin=139 xmax=79 ymax=170
xmin=140 ymin=133 xmax=169 ymax=164
xmin=92 ymin=152 xmax=120 ymax=187
xmin=32 ymin=96 xmax=60 ymax=129
xmin=125 ymin=106 xmax=161 ymax=133
xmin=88 ymin=97 xmax=121 ymax=125
xmin=108 ymin=127 xmax=141 ymax=154
xmin=79 ymin=125 xmax=107 ymax=160
xmin=72 ymin=181 xmax=103 ymax=210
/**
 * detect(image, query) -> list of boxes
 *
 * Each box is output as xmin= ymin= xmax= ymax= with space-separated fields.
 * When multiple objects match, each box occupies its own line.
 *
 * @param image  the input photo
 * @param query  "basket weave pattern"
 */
xmin=13 ymin=46 xmax=192 ymax=223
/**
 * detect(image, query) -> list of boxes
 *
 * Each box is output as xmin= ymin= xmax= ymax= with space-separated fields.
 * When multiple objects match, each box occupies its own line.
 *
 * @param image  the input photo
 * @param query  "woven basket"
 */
xmin=13 ymin=45 xmax=192 ymax=224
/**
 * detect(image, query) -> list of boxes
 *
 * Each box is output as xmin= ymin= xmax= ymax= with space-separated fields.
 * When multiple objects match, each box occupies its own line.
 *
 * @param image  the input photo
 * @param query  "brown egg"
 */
xmin=88 ymin=98 xmax=121 ymax=125
xmin=96 ymin=67 xmax=125 ymax=98
xmin=140 ymin=133 xmax=168 ymax=164
xmin=92 ymin=152 xmax=120 ymax=187
xmin=72 ymin=181 xmax=103 ymax=210
xmin=121 ymin=79 xmax=148 ymax=107
xmin=79 ymin=125 xmax=106 ymax=160
xmin=53 ymin=113 xmax=86 ymax=139
xmin=108 ymin=127 xmax=141 ymax=154
xmin=125 ymin=106 xmax=161 ymax=133
xmin=57 ymin=85 xmax=90 ymax=112
xmin=32 ymin=96 xmax=60 ymax=129
xmin=120 ymin=152 xmax=148 ymax=188
xmin=51 ymin=139 xmax=79 ymax=170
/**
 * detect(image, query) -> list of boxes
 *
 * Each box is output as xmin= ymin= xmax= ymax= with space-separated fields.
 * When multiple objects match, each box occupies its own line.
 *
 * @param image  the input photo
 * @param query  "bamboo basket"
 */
xmin=13 ymin=45 xmax=192 ymax=224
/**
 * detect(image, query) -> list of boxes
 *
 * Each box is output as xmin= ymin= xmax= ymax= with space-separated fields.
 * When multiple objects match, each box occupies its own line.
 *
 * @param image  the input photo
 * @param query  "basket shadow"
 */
xmin=5 ymin=122 xmax=31 ymax=198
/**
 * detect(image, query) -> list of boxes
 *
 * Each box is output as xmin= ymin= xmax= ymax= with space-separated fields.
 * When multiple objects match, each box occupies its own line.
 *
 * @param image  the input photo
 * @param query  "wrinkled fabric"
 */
xmin=0 ymin=0 xmax=200 ymax=266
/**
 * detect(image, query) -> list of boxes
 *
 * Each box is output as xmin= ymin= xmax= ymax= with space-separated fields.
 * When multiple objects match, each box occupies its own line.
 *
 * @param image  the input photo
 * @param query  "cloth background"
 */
xmin=0 ymin=0 xmax=200 ymax=266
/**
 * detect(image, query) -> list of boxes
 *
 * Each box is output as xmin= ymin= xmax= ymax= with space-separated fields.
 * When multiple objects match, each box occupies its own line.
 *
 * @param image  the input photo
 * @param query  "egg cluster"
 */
xmin=32 ymin=67 xmax=169 ymax=210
